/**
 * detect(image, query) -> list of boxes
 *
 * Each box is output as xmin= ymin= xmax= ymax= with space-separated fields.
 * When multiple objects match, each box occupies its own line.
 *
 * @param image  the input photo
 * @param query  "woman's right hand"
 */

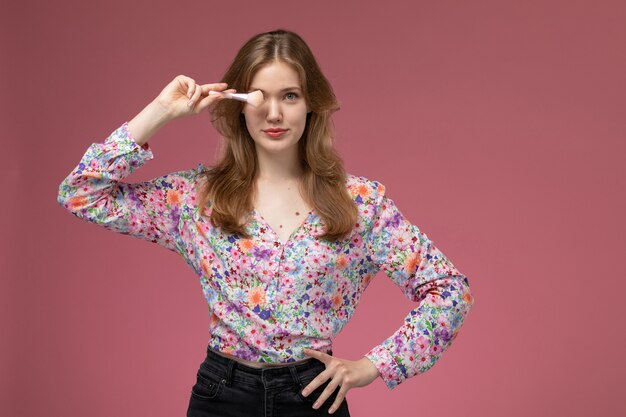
xmin=154 ymin=74 xmax=233 ymax=120
xmin=128 ymin=75 xmax=234 ymax=146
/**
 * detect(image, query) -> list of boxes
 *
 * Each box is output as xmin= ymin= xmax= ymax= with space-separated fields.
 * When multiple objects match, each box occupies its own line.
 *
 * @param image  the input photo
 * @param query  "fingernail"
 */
xmin=313 ymin=401 xmax=320 ymax=409
xmin=329 ymin=407 xmax=335 ymax=413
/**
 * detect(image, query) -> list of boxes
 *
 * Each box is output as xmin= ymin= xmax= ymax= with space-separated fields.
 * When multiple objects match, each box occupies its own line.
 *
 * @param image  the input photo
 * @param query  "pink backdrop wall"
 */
xmin=3 ymin=0 xmax=625 ymax=416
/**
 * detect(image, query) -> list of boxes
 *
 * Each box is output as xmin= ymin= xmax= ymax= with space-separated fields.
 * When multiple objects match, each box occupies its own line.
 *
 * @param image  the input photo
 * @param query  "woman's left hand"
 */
xmin=302 ymin=348 xmax=380 ymax=414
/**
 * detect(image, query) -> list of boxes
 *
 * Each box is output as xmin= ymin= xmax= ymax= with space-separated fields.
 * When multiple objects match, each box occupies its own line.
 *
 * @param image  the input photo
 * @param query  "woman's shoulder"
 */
xmin=344 ymin=173 xmax=387 ymax=205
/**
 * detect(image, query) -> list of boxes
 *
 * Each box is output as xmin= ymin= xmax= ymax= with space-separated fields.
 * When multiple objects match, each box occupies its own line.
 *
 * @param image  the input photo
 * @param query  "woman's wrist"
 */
xmin=128 ymin=99 xmax=175 ymax=146
xmin=359 ymin=356 xmax=381 ymax=381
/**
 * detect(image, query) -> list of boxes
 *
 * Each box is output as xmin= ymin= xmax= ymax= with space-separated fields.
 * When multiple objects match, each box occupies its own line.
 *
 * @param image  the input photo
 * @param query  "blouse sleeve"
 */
xmin=363 ymin=184 xmax=475 ymax=390
xmin=57 ymin=122 xmax=200 ymax=254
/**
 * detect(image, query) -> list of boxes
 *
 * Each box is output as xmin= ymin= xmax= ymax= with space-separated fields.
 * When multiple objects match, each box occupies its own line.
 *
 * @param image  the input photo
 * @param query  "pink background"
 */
xmin=2 ymin=0 xmax=625 ymax=416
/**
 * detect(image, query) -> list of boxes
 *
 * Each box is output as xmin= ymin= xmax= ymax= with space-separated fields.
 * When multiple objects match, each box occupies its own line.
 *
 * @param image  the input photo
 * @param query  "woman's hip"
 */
xmin=186 ymin=346 xmax=351 ymax=417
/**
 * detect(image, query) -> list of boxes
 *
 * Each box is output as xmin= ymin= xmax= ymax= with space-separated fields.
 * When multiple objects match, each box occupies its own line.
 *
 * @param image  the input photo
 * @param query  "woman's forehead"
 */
xmin=249 ymin=61 xmax=301 ymax=91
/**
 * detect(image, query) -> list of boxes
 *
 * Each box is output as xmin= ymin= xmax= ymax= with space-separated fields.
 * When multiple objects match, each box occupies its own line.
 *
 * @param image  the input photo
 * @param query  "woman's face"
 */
xmin=242 ymin=61 xmax=309 ymax=158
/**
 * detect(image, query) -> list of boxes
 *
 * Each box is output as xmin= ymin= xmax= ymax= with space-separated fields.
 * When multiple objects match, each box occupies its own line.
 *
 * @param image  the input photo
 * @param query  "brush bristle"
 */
xmin=246 ymin=90 xmax=264 ymax=107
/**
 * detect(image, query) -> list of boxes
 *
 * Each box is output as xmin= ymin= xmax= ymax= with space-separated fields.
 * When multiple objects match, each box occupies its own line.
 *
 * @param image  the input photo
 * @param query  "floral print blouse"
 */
xmin=57 ymin=122 xmax=474 ymax=390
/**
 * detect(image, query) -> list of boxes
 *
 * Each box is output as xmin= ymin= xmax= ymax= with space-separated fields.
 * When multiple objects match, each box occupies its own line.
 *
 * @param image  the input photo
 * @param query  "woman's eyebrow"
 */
xmin=248 ymin=86 xmax=302 ymax=93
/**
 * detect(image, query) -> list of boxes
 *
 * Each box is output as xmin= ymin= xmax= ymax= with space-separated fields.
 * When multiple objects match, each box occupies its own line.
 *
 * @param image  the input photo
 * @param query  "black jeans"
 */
xmin=186 ymin=347 xmax=351 ymax=417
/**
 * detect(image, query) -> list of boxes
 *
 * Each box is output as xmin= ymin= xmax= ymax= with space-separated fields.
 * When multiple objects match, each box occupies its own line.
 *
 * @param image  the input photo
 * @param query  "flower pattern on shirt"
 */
xmin=57 ymin=122 xmax=474 ymax=389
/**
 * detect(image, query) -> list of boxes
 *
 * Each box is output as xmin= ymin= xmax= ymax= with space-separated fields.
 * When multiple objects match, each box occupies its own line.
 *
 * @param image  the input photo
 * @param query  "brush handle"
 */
xmin=208 ymin=90 xmax=248 ymax=103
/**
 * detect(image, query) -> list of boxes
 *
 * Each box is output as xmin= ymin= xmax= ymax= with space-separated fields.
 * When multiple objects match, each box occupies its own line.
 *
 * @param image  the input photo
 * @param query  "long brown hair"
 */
xmin=198 ymin=29 xmax=357 ymax=242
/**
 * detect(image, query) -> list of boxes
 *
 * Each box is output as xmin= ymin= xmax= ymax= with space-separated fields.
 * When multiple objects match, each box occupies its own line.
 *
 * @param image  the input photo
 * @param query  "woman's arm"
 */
xmin=57 ymin=76 xmax=231 ymax=252
xmin=56 ymin=121 xmax=198 ymax=253
xmin=363 ymin=185 xmax=475 ymax=390
xmin=127 ymin=99 xmax=172 ymax=147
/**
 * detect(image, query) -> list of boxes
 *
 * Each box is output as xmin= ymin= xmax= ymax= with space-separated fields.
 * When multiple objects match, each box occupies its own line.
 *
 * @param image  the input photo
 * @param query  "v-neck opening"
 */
xmin=252 ymin=207 xmax=315 ymax=246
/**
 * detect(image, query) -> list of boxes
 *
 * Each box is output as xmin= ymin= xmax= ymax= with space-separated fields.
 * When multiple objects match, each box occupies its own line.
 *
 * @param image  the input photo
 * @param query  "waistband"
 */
xmin=200 ymin=347 xmax=328 ymax=389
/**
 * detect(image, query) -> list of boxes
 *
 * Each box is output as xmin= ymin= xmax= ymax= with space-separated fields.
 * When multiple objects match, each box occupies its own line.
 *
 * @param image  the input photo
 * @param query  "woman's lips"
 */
xmin=263 ymin=128 xmax=288 ymax=138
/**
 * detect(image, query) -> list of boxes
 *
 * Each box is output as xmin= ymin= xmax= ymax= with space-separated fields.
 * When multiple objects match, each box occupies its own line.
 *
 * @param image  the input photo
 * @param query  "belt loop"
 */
xmin=288 ymin=365 xmax=301 ymax=386
xmin=225 ymin=358 xmax=235 ymax=386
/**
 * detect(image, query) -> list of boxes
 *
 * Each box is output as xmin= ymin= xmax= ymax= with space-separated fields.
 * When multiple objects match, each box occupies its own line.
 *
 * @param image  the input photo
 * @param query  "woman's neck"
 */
xmin=255 ymin=150 xmax=304 ymax=183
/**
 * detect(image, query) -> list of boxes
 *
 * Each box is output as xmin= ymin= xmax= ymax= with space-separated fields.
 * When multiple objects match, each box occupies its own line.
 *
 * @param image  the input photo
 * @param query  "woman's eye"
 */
xmin=285 ymin=92 xmax=298 ymax=101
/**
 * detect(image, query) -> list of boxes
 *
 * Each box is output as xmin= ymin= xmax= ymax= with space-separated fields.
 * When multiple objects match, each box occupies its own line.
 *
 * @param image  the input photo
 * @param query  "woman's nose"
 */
xmin=265 ymin=98 xmax=282 ymax=122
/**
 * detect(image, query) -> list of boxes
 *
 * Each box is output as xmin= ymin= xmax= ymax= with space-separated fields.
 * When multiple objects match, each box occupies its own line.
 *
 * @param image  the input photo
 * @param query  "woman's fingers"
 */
xmin=180 ymin=81 xmax=231 ymax=114
xmin=312 ymin=376 xmax=341 ymax=410
xmin=155 ymin=76 xmax=229 ymax=119
xmin=188 ymin=81 xmax=203 ymax=108
xmin=206 ymin=88 xmax=236 ymax=98
xmin=303 ymin=348 xmax=332 ymax=365
xmin=200 ymin=82 xmax=229 ymax=94
xmin=195 ymin=88 xmax=238 ymax=113
xmin=328 ymin=384 xmax=350 ymax=414
xmin=193 ymin=88 xmax=235 ymax=113
xmin=193 ymin=95 xmax=217 ymax=113
xmin=300 ymin=351 xmax=379 ymax=414
xmin=301 ymin=368 xmax=334 ymax=405
xmin=303 ymin=369 xmax=348 ymax=414
xmin=184 ymin=77 xmax=196 ymax=99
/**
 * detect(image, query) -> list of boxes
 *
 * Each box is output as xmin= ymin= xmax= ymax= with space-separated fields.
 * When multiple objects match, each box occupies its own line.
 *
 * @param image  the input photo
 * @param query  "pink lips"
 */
xmin=263 ymin=128 xmax=288 ymax=138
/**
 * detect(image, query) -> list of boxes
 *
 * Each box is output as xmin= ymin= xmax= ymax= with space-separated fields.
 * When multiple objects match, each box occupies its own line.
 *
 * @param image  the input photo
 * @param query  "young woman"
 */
xmin=58 ymin=29 xmax=474 ymax=417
